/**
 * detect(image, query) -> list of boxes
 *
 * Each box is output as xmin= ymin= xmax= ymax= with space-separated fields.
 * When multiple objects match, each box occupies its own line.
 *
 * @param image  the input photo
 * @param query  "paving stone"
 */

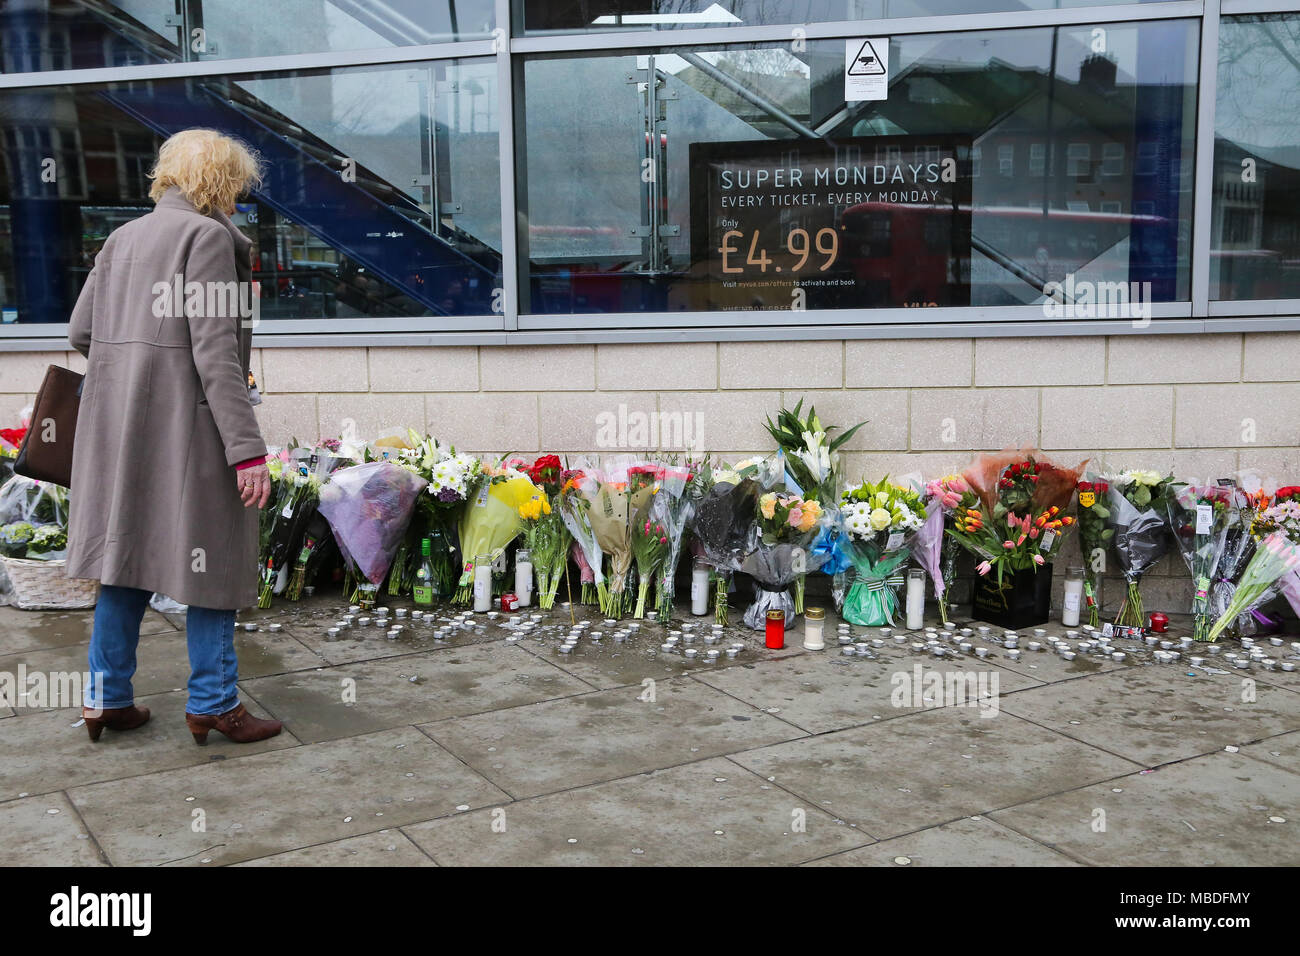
xmin=695 ymin=650 xmax=1041 ymax=735
xmin=234 ymin=829 xmax=436 ymax=867
xmin=0 ymin=629 xmax=326 ymax=713
xmin=0 ymin=606 xmax=175 ymax=655
xmin=1237 ymin=730 xmax=1300 ymax=777
xmin=998 ymin=667 xmax=1300 ymax=766
xmin=0 ymin=690 xmax=297 ymax=801
xmin=990 ymin=751 xmax=1300 ymax=866
xmin=403 ymin=757 xmax=868 ymax=866
xmin=730 ymin=707 xmax=1140 ymax=840
xmin=421 ymin=678 xmax=807 ymax=800
xmin=70 ymin=727 xmax=506 ymax=866
xmin=0 ymin=792 xmax=106 ymax=866
xmin=805 ymin=816 xmax=1080 ymax=867
xmin=240 ymin=642 xmax=593 ymax=744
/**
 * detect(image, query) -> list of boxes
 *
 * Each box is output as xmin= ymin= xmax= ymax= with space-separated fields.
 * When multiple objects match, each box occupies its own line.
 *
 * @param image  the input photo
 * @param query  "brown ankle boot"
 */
xmin=83 ymin=704 xmax=151 ymax=742
xmin=185 ymin=703 xmax=282 ymax=745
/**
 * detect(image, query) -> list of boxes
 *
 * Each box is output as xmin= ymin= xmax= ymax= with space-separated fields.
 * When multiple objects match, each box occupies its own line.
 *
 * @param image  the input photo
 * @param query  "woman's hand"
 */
xmin=237 ymin=463 xmax=272 ymax=509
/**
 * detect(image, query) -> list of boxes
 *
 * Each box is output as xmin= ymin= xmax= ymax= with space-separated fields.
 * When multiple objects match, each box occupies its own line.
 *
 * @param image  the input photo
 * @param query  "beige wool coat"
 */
xmin=67 ymin=186 xmax=267 ymax=609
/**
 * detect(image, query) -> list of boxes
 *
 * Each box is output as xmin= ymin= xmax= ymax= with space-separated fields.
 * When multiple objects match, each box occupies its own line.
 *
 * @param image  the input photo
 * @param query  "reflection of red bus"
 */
xmin=840 ymin=201 xmax=1171 ymax=306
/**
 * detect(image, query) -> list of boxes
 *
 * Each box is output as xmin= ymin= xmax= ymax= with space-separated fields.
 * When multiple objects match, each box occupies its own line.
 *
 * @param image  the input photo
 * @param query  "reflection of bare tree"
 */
xmin=1217 ymin=15 xmax=1300 ymax=149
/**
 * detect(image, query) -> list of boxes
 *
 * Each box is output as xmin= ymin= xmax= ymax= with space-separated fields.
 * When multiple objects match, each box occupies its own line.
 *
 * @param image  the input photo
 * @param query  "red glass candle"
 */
xmin=1148 ymin=612 xmax=1169 ymax=633
xmin=765 ymin=609 xmax=786 ymax=649
xmin=501 ymin=593 xmax=519 ymax=612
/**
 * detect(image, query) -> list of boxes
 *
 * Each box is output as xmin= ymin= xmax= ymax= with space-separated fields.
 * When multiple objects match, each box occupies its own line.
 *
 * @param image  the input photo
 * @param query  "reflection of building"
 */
xmin=0 ymin=3 xmax=501 ymax=323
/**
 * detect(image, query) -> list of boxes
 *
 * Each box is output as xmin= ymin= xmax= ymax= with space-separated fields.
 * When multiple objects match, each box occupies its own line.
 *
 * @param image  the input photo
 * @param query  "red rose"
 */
xmin=1078 ymin=481 xmax=1093 ymax=492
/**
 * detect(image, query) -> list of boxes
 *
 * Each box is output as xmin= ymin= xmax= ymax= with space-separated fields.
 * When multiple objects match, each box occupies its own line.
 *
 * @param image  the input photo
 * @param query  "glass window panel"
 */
xmin=0 ymin=59 xmax=501 ymax=326
xmin=1211 ymin=14 xmax=1300 ymax=302
xmin=0 ymin=1 xmax=494 ymax=74
xmin=516 ymin=19 xmax=1197 ymax=315
xmin=519 ymin=1 xmax=1183 ymax=36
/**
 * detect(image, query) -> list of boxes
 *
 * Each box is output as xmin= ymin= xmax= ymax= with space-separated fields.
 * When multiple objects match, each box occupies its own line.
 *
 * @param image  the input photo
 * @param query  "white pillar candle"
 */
xmin=473 ymin=557 xmax=492 ymax=612
xmin=905 ymin=569 xmax=925 ymax=631
xmin=690 ymin=560 xmax=709 ymax=616
xmin=1061 ymin=566 xmax=1084 ymax=627
xmin=803 ymin=608 xmax=825 ymax=650
xmin=515 ymin=557 xmax=533 ymax=607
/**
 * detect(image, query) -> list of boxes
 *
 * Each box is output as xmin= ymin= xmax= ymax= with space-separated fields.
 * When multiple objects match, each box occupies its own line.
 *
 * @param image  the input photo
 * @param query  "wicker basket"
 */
xmin=0 ymin=556 xmax=99 ymax=610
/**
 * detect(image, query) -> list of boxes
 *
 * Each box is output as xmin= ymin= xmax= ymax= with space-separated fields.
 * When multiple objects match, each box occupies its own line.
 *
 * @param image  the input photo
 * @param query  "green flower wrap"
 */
xmin=842 ymin=546 xmax=911 ymax=626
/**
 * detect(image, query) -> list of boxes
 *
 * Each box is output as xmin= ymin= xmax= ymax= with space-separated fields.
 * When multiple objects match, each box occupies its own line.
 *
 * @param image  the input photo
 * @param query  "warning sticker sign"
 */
xmin=845 ymin=37 xmax=888 ymax=101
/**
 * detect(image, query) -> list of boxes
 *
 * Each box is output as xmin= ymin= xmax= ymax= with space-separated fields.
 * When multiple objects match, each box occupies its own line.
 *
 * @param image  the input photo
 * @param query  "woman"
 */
xmin=68 ymin=128 xmax=283 ymax=746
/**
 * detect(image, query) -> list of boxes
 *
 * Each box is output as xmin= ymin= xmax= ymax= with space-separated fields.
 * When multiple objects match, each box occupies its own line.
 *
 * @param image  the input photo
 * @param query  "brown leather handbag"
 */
xmin=13 ymin=365 xmax=83 ymax=489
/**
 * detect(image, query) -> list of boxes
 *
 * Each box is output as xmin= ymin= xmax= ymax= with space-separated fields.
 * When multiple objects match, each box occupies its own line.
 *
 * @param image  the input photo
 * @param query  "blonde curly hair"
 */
xmin=148 ymin=128 xmax=263 ymax=215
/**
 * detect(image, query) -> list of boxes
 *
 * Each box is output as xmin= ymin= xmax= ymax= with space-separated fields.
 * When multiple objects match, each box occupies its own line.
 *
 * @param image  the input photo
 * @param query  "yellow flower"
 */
xmin=869 ymin=507 xmax=892 ymax=531
xmin=760 ymin=493 xmax=777 ymax=520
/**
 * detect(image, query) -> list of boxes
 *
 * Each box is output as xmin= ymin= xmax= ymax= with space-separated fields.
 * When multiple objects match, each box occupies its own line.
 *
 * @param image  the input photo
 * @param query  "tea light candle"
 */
xmin=684 ymin=648 xmax=698 ymax=659
xmin=841 ymin=646 xmax=857 ymax=657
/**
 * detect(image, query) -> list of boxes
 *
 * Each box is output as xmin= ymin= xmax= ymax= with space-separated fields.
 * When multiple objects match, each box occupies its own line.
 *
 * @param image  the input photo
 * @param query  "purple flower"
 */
xmin=437 ymin=486 xmax=461 ymax=503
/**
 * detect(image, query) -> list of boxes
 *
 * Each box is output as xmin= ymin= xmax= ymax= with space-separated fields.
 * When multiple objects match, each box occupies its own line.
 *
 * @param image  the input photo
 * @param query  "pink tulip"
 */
xmin=1032 ymin=554 xmax=1045 ymax=566
xmin=1003 ymin=541 xmax=1015 ymax=550
xmin=659 ymin=536 xmax=667 ymax=545
xmin=976 ymin=560 xmax=992 ymax=575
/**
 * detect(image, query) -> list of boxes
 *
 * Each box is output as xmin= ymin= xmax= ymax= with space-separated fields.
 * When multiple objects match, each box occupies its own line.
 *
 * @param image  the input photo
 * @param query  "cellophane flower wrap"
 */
xmin=691 ymin=459 xmax=764 ymax=625
xmin=1261 ymin=488 xmax=1300 ymax=620
xmin=1164 ymin=482 xmax=1234 ymax=641
xmin=946 ymin=453 xmax=1079 ymax=604
xmin=1104 ymin=469 xmax=1176 ymax=627
xmin=518 ymin=456 xmax=571 ymax=610
xmin=318 ymin=462 xmax=427 ymax=608
xmin=917 ymin=474 xmax=976 ymax=624
xmin=649 ymin=462 xmax=698 ymax=621
xmin=763 ymin=399 xmax=866 ymax=613
xmin=396 ymin=433 xmax=479 ymax=599
xmin=1205 ymin=480 xmax=1271 ymax=638
xmin=1074 ymin=468 xmax=1114 ymax=626
xmin=1206 ymin=531 xmax=1300 ymax=643
xmin=577 ymin=459 xmax=656 ymax=618
xmin=257 ymin=447 xmax=342 ymax=608
xmin=0 ymin=475 xmax=69 ymax=561
xmin=453 ymin=461 xmax=540 ymax=605
xmin=740 ymin=482 xmax=829 ymax=631
xmin=558 ymin=470 xmax=607 ymax=610
xmin=838 ymin=477 xmax=928 ymax=626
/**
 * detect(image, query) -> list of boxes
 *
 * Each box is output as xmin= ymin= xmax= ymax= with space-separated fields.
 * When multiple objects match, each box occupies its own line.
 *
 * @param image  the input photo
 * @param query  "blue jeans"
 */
xmin=85 ymin=584 xmax=239 ymax=715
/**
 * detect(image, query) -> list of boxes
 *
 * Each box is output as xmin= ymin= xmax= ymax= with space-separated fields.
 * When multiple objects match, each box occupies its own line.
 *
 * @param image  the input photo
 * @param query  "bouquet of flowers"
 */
xmin=739 ymin=488 xmax=827 ymax=630
xmin=763 ymin=400 xmax=865 ymax=612
xmin=916 ymin=474 xmax=976 ymax=624
xmin=1205 ymin=481 xmax=1271 ymax=639
xmin=1164 ymin=483 xmax=1233 ymax=641
xmin=1205 ymin=532 xmax=1300 ymax=643
xmin=569 ymin=460 xmax=657 ymax=618
xmin=691 ymin=460 xmax=763 ymax=625
xmin=318 ymin=461 xmax=428 ymax=610
xmin=1104 ymin=469 xmax=1176 ymax=627
xmin=653 ymin=461 xmax=702 ymax=621
xmin=257 ymin=449 xmax=343 ymax=608
xmin=962 ymin=448 xmax=1084 ymax=519
xmin=0 ymin=426 xmax=26 ymax=487
xmin=837 ymin=477 xmax=928 ymax=625
xmin=1074 ymin=473 xmax=1113 ymax=626
xmin=394 ymin=434 xmax=479 ymax=598
xmin=518 ymin=481 xmax=571 ymax=611
xmin=0 ymin=476 xmax=70 ymax=561
xmin=558 ymin=470 xmax=607 ymax=610
xmin=453 ymin=460 xmax=540 ymax=606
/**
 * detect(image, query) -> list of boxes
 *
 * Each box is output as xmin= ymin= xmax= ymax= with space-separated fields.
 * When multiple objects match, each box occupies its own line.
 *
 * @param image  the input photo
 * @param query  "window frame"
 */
xmin=0 ymin=0 xmax=1295 ymax=347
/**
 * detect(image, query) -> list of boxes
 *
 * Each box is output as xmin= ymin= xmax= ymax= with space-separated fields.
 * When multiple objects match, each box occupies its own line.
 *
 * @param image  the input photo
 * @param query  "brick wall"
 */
xmin=5 ymin=331 xmax=1298 ymax=614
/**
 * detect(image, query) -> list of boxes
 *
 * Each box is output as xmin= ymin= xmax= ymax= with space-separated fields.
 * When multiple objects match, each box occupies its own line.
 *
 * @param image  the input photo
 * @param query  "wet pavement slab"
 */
xmin=3 ymin=596 xmax=1298 ymax=865
xmin=402 ymin=756 xmax=869 ymax=866
xmin=69 ymin=726 xmax=508 ymax=866
xmin=988 ymin=749 xmax=1300 ymax=866
xmin=419 ymin=677 xmax=808 ymax=800
xmin=728 ymin=706 xmax=1142 ymax=840
xmin=804 ymin=815 xmax=1082 ymax=867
